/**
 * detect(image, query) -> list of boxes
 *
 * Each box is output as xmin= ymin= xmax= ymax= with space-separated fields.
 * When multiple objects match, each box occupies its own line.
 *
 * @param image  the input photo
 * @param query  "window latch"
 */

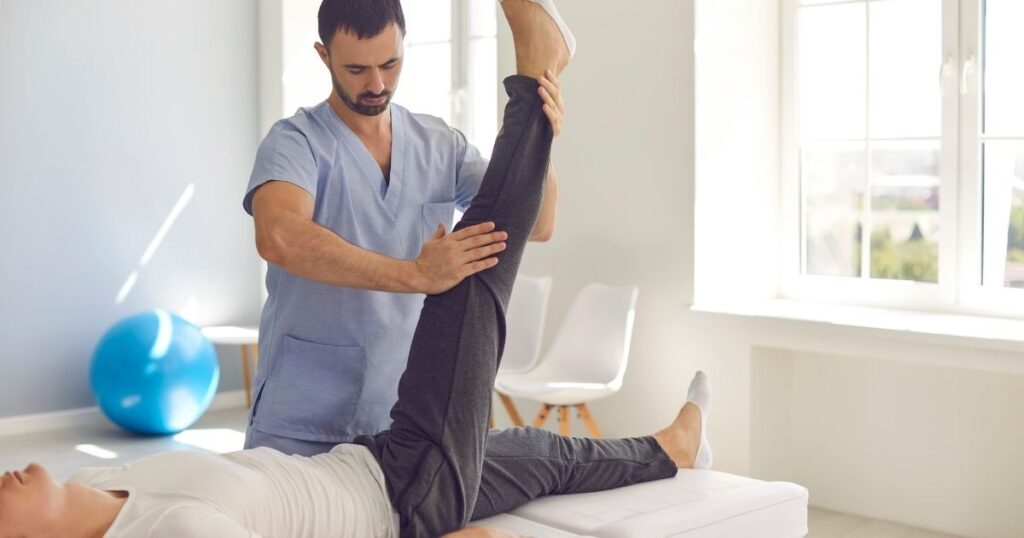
xmin=960 ymin=53 xmax=976 ymax=96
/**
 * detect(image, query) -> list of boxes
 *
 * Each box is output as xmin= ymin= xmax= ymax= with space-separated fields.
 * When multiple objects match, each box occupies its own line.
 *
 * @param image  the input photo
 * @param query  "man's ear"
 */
xmin=314 ymin=42 xmax=330 ymax=68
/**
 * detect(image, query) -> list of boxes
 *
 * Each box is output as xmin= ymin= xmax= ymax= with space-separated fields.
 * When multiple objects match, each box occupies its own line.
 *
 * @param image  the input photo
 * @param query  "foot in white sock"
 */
xmin=501 ymin=0 xmax=576 ymax=57
xmin=653 ymin=370 xmax=714 ymax=470
xmin=687 ymin=370 xmax=713 ymax=470
xmin=500 ymin=0 xmax=575 ymax=77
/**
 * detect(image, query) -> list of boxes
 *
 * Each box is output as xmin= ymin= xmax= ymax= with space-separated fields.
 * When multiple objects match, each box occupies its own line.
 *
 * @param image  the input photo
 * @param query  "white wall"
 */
xmin=495 ymin=1 xmax=1024 ymax=536
xmin=0 ymin=0 xmax=263 ymax=418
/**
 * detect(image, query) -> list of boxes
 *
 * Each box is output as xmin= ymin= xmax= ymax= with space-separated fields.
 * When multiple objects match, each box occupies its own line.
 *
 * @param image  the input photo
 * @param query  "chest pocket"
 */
xmin=421 ymin=201 xmax=456 ymax=245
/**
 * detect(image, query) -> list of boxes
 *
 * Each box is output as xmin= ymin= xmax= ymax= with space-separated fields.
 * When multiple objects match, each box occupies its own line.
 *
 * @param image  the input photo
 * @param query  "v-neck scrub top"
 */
xmin=243 ymin=101 xmax=488 ymax=443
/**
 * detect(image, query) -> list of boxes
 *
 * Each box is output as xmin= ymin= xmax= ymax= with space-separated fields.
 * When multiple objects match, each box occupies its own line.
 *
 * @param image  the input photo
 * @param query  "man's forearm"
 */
xmin=528 ymin=163 xmax=559 ymax=242
xmin=264 ymin=212 xmax=424 ymax=293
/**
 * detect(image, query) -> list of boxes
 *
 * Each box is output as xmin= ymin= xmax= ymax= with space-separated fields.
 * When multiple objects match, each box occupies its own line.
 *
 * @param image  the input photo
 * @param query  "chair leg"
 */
xmin=576 ymin=404 xmax=603 ymax=438
xmin=558 ymin=406 xmax=570 ymax=436
xmin=498 ymin=392 xmax=525 ymax=427
xmin=533 ymin=404 xmax=553 ymax=428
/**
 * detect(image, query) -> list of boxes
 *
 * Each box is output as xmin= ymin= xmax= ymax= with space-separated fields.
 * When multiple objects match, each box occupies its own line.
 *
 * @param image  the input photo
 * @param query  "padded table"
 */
xmin=473 ymin=470 xmax=808 ymax=537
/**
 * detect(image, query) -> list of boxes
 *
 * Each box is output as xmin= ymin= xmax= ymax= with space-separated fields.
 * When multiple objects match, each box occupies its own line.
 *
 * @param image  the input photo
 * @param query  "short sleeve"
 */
xmin=243 ymin=122 xmax=319 ymax=216
xmin=150 ymin=505 xmax=262 ymax=538
xmin=452 ymin=128 xmax=489 ymax=212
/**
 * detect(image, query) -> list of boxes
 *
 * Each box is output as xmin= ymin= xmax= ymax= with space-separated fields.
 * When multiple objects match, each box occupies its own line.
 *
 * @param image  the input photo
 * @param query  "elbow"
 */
xmin=255 ymin=228 xmax=290 ymax=266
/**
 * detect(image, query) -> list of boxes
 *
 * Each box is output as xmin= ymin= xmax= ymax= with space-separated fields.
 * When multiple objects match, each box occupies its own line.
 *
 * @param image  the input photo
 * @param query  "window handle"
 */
xmin=451 ymin=87 xmax=467 ymax=116
xmin=939 ymin=55 xmax=954 ymax=95
xmin=960 ymin=53 xmax=976 ymax=95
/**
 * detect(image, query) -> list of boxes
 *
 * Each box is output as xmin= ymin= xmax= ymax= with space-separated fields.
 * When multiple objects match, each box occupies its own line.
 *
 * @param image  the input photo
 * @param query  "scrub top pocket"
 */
xmin=256 ymin=335 xmax=366 ymax=436
xmin=421 ymin=201 xmax=457 ymax=245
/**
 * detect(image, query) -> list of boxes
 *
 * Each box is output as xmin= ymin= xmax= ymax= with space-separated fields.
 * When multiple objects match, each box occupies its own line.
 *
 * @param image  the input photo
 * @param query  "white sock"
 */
xmin=501 ymin=0 xmax=577 ymax=58
xmin=686 ymin=370 xmax=713 ymax=470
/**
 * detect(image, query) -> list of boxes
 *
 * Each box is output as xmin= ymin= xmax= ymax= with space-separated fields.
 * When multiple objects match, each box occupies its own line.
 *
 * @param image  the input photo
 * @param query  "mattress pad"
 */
xmin=473 ymin=470 xmax=808 ymax=537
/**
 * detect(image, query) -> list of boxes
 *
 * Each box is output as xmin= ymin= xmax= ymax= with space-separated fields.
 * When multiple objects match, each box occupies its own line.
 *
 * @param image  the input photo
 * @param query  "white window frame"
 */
xmin=779 ymin=0 xmax=1024 ymax=319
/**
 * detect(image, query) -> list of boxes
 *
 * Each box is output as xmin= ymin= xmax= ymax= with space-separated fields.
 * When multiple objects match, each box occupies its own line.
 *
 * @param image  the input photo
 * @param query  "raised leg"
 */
xmin=355 ymin=76 xmax=555 ymax=538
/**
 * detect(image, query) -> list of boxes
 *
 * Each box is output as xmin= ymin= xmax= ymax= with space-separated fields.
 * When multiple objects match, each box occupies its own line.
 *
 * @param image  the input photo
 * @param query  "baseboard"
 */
xmin=0 ymin=390 xmax=248 ymax=438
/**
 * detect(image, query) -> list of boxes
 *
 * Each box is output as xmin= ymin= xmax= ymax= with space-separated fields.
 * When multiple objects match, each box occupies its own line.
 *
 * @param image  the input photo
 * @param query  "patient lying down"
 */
xmin=0 ymin=0 xmax=714 ymax=536
xmin=0 ymin=372 xmax=710 ymax=538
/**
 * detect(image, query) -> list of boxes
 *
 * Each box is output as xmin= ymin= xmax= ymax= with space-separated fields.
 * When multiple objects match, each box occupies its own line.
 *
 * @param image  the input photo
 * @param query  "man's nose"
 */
xmin=367 ymin=69 xmax=386 ymax=94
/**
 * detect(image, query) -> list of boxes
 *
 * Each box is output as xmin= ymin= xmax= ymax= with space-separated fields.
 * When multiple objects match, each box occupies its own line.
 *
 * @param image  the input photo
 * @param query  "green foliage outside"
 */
xmin=1008 ymin=203 xmax=1024 ymax=264
xmin=869 ymin=227 xmax=938 ymax=283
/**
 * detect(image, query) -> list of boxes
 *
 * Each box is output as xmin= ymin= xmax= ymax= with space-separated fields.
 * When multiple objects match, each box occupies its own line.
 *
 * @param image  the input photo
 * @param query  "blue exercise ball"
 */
xmin=90 ymin=309 xmax=219 ymax=435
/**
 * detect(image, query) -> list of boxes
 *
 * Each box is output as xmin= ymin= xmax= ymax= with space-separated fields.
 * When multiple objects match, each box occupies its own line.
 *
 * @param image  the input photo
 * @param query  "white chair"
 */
xmin=492 ymin=275 xmax=553 ymax=428
xmin=495 ymin=283 xmax=639 ymax=437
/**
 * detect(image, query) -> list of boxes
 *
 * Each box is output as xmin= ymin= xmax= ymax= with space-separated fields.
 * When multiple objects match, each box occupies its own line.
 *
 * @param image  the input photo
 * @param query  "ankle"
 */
xmin=653 ymin=426 xmax=696 ymax=469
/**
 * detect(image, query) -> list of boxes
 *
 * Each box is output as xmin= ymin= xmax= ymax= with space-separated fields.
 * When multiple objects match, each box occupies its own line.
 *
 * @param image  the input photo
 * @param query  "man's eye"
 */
xmin=383 ymin=62 xmax=397 ymax=70
xmin=348 ymin=68 xmax=365 ymax=74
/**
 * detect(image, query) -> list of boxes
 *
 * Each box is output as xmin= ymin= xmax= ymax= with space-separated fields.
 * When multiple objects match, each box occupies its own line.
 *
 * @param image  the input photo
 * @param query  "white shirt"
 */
xmin=70 ymin=444 xmax=398 ymax=537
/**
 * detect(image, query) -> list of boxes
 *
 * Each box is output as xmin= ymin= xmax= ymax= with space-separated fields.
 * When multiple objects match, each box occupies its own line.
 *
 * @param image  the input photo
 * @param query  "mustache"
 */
xmin=358 ymin=91 xmax=391 ymax=101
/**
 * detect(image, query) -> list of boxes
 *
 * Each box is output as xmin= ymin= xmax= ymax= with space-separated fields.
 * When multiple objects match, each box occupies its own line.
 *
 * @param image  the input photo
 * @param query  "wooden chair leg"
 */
xmin=558 ymin=405 xmax=570 ymax=436
xmin=533 ymin=404 xmax=553 ymax=428
xmin=241 ymin=345 xmax=252 ymax=408
xmin=498 ymin=392 xmax=525 ymax=427
xmin=576 ymin=403 xmax=603 ymax=438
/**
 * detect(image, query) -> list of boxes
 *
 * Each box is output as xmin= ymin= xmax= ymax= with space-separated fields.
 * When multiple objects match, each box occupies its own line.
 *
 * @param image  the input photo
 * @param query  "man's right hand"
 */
xmin=413 ymin=221 xmax=508 ymax=294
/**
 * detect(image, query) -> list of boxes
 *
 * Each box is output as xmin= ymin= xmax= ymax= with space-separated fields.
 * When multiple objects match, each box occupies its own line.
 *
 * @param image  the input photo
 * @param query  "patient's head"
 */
xmin=0 ymin=463 xmax=68 ymax=538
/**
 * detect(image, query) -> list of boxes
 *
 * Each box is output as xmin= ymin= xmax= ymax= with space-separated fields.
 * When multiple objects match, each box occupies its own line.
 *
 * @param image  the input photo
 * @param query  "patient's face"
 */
xmin=0 ymin=463 xmax=64 ymax=538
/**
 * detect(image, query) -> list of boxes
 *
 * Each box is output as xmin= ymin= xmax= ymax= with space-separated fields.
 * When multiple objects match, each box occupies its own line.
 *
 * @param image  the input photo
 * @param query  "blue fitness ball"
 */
xmin=90 ymin=309 xmax=219 ymax=435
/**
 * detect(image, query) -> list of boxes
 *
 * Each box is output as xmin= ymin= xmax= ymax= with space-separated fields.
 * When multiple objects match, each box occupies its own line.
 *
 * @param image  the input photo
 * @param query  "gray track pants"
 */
xmin=355 ymin=76 xmax=677 ymax=538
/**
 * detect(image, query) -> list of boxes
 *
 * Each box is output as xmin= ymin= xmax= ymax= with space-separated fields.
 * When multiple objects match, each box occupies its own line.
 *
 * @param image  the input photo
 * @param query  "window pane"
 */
xmin=470 ymin=0 xmax=497 ymax=38
xmin=983 ymin=0 xmax=1024 ymax=135
xmin=404 ymin=0 xmax=452 ymax=45
xmin=869 ymin=142 xmax=940 ymax=283
xmin=982 ymin=143 xmax=1024 ymax=289
xmin=394 ymin=43 xmax=453 ymax=123
xmin=803 ymin=142 xmax=866 ymax=277
xmin=869 ymin=0 xmax=941 ymax=139
xmin=798 ymin=3 xmax=866 ymax=140
xmin=468 ymin=37 xmax=497 ymax=156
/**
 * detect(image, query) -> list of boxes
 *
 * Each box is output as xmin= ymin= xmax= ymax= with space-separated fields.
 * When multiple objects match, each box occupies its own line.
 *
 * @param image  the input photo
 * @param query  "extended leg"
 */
xmin=471 ymin=427 xmax=677 ymax=520
xmin=355 ymin=75 xmax=557 ymax=538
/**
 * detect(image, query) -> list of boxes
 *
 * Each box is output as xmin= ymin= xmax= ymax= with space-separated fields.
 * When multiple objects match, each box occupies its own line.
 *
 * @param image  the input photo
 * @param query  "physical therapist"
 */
xmin=242 ymin=0 xmax=564 ymax=456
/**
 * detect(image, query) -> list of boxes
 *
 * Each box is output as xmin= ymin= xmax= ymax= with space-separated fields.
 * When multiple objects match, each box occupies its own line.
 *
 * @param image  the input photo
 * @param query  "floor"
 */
xmin=0 ymin=407 xmax=963 ymax=538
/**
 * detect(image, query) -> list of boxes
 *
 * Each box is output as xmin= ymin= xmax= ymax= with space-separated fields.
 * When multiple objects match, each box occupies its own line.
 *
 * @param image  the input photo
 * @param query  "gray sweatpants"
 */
xmin=355 ymin=76 xmax=677 ymax=538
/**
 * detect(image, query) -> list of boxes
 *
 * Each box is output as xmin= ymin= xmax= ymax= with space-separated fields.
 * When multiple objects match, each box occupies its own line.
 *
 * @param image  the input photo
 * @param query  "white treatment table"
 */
xmin=474 ymin=469 xmax=809 ymax=537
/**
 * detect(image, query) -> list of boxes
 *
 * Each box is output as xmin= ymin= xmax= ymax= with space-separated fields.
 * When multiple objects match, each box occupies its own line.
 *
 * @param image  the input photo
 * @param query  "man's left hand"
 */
xmin=539 ymin=69 xmax=564 ymax=137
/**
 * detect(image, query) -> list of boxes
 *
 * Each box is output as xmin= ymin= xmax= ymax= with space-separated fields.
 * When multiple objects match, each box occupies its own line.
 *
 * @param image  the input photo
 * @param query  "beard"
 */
xmin=331 ymin=70 xmax=393 ymax=117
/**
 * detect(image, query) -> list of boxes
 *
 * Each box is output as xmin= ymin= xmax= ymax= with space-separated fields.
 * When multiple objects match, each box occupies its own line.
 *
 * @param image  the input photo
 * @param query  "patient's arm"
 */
xmin=442 ymin=526 xmax=528 ymax=538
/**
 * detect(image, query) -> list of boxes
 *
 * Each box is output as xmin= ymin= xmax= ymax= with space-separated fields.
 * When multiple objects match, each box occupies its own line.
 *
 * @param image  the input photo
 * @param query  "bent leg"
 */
xmin=355 ymin=76 xmax=553 ymax=538
xmin=471 ymin=427 xmax=678 ymax=520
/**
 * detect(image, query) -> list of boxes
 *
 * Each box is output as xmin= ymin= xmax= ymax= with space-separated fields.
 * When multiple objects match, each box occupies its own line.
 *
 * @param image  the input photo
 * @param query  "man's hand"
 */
xmin=413 ymin=221 xmax=508 ymax=294
xmin=539 ymin=69 xmax=564 ymax=137
xmin=441 ymin=526 xmax=530 ymax=538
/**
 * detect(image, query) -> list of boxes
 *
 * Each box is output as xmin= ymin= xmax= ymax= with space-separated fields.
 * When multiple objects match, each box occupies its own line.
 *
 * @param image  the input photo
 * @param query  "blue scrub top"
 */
xmin=243 ymin=101 xmax=487 ymax=443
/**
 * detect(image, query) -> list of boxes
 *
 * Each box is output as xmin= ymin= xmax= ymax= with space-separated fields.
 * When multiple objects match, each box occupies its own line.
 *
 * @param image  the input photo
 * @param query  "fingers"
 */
xmin=463 ymin=240 xmax=507 ymax=263
xmin=462 ymin=230 xmax=508 ymax=249
xmin=449 ymin=221 xmax=495 ymax=241
xmin=430 ymin=222 xmax=446 ymax=240
xmin=459 ymin=257 xmax=500 ymax=278
xmin=539 ymin=70 xmax=564 ymax=136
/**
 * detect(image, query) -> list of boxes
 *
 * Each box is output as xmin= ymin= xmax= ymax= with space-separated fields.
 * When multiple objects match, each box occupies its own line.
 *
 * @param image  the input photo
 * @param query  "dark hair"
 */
xmin=318 ymin=0 xmax=406 ymax=45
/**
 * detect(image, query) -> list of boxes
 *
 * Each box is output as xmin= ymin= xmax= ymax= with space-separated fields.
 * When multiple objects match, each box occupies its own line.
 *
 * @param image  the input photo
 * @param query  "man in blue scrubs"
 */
xmin=242 ymin=0 xmax=564 ymax=456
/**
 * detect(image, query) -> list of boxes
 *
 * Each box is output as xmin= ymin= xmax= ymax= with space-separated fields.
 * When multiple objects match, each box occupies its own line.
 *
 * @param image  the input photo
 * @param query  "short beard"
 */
xmin=330 ymin=69 xmax=392 ymax=117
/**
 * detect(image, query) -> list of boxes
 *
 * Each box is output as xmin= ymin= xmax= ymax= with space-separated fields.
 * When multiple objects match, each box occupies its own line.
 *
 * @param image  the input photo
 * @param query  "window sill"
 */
xmin=691 ymin=299 xmax=1024 ymax=359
